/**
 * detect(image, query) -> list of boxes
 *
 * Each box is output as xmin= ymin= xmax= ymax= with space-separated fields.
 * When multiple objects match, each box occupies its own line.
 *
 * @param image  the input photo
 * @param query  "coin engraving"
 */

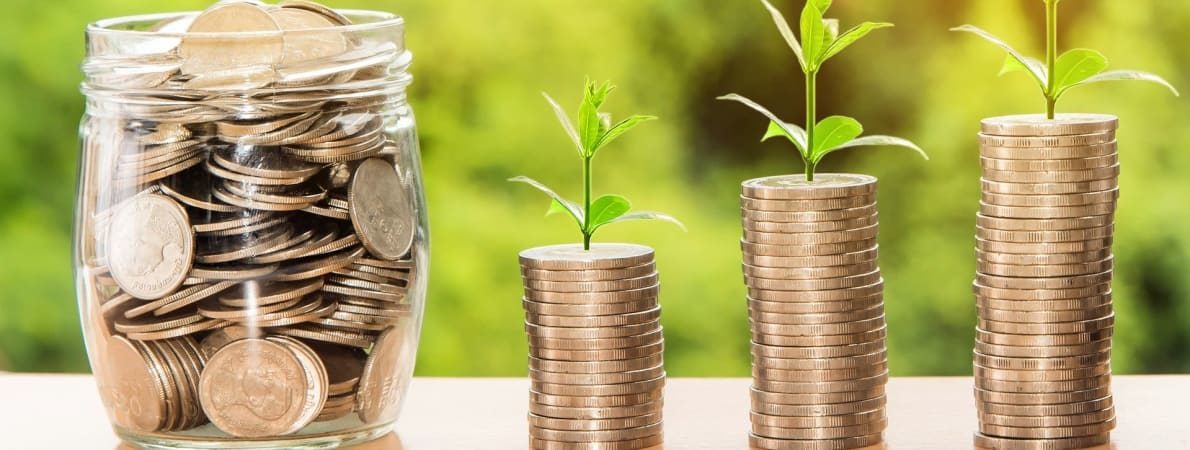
xmin=108 ymin=194 xmax=193 ymax=300
xmin=350 ymin=158 xmax=415 ymax=260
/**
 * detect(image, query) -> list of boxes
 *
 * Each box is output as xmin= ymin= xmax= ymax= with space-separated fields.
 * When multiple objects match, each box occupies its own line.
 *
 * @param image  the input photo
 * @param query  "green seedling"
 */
xmin=719 ymin=0 xmax=927 ymax=182
xmin=952 ymin=0 xmax=1179 ymax=119
xmin=510 ymin=80 xmax=684 ymax=250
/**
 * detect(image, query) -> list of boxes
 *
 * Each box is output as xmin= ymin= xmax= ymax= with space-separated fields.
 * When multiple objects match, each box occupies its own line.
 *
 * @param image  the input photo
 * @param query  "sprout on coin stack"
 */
xmin=509 ymin=80 xmax=682 ymax=450
xmin=77 ymin=0 xmax=426 ymax=445
xmin=953 ymin=1 xmax=1177 ymax=448
xmin=718 ymin=1 xmax=927 ymax=449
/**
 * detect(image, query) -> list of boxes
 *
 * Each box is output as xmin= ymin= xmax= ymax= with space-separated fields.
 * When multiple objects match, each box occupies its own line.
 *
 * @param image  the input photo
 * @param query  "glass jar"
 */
xmin=74 ymin=5 xmax=427 ymax=449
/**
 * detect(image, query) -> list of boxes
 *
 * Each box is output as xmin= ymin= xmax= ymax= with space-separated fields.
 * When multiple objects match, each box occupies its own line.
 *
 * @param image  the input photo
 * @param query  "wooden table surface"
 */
xmin=0 ymin=374 xmax=1186 ymax=449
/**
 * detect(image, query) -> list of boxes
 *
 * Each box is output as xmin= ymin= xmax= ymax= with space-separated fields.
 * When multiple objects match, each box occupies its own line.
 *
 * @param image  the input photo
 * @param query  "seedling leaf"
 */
xmin=604 ymin=211 xmax=687 ymax=232
xmin=760 ymin=0 xmax=806 ymax=71
xmin=508 ymin=176 xmax=584 ymax=227
xmin=543 ymin=93 xmax=583 ymax=156
xmin=762 ymin=121 xmax=809 ymax=158
xmin=587 ymin=195 xmax=632 ymax=231
xmin=822 ymin=22 xmax=893 ymax=63
xmin=801 ymin=3 xmax=827 ymax=70
xmin=951 ymin=25 xmax=1048 ymax=88
xmin=1068 ymin=69 xmax=1181 ymax=97
xmin=821 ymin=135 xmax=929 ymax=161
xmin=1052 ymin=49 xmax=1108 ymax=98
xmin=579 ymin=81 xmax=615 ymax=156
xmin=811 ymin=116 xmax=863 ymax=161
xmin=593 ymin=115 xmax=657 ymax=155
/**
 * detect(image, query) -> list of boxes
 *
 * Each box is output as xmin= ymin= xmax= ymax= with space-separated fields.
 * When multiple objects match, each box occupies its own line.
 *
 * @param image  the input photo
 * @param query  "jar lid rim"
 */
xmin=86 ymin=9 xmax=404 ymax=39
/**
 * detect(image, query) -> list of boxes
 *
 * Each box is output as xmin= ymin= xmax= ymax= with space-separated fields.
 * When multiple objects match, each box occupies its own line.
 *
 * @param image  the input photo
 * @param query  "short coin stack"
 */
xmin=740 ymin=174 xmax=889 ymax=450
xmin=519 ymin=244 xmax=666 ymax=450
xmin=973 ymin=114 xmax=1119 ymax=450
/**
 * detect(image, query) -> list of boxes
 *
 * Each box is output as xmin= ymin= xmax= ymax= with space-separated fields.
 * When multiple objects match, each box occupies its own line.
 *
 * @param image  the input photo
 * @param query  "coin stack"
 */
xmin=80 ymin=0 xmax=422 ymax=439
xmin=973 ymin=114 xmax=1119 ymax=450
xmin=739 ymin=174 xmax=889 ymax=450
xmin=519 ymin=244 xmax=666 ymax=450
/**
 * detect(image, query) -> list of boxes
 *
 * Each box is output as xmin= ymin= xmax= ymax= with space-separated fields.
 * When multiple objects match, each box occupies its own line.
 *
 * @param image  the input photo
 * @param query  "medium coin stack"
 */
xmin=740 ymin=174 xmax=889 ymax=450
xmin=519 ymin=244 xmax=666 ymax=450
xmin=80 ymin=0 xmax=421 ymax=438
xmin=973 ymin=114 xmax=1119 ymax=450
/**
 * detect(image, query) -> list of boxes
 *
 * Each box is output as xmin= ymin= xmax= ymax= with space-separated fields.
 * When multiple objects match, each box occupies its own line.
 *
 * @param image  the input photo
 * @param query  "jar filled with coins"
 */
xmin=75 ymin=2 xmax=427 ymax=448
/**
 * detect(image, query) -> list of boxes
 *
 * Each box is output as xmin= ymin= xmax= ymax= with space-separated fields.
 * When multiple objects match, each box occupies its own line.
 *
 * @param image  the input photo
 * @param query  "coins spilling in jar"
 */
xmin=739 ymin=174 xmax=889 ymax=450
xmin=80 ymin=0 xmax=420 ymax=438
xmin=972 ymin=114 xmax=1119 ymax=450
xmin=518 ymin=244 xmax=666 ymax=450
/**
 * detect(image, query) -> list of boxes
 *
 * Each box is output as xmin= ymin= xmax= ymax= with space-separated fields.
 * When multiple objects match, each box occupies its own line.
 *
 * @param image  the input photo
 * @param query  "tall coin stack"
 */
xmin=973 ymin=114 xmax=1119 ymax=450
xmin=519 ymin=244 xmax=666 ymax=450
xmin=740 ymin=175 xmax=890 ymax=450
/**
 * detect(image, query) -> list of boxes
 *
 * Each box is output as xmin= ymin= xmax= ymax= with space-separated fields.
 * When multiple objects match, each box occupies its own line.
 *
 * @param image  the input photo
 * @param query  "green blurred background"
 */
xmin=0 ymin=0 xmax=1187 ymax=376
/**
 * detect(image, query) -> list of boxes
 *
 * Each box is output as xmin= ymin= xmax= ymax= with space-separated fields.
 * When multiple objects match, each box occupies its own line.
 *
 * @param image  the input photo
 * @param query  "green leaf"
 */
xmin=601 ymin=211 xmax=687 ymax=232
xmin=821 ymin=22 xmax=894 ymax=63
xmin=811 ymin=116 xmax=863 ymax=161
xmin=508 ymin=176 xmax=584 ymax=229
xmin=579 ymin=81 xmax=615 ymax=155
xmin=592 ymin=115 xmax=656 ymax=155
xmin=800 ymin=3 xmax=826 ymax=70
xmin=818 ymin=135 xmax=929 ymax=162
xmin=823 ymin=19 xmax=840 ymax=45
xmin=718 ymin=94 xmax=808 ymax=159
xmin=1065 ymin=69 xmax=1180 ymax=97
xmin=951 ymin=25 xmax=1047 ymax=89
xmin=809 ymin=0 xmax=832 ymax=13
xmin=587 ymin=195 xmax=632 ymax=231
xmin=762 ymin=121 xmax=809 ymax=157
xmin=759 ymin=0 xmax=806 ymax=72
xmin=1052 ymin=49 xmax=1108 ymax=98
xmin=542 ymin=93 xmax=583 ymax=156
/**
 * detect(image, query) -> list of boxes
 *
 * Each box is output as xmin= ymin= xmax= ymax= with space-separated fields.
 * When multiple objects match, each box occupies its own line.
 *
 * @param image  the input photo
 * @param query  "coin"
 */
xmin=973 ymin=433 xmax=1110 ymax=450
xmin=747 ymin=270 xmax=882 ymax=292
xmin=976 ymin=248 xmax=1113 ymax=267
xmin=743 ymin=247 xmax=879 ymax=269
xmin=981 ymin=177 xmax=1119 ymax=196
xmin=742 ymin=204 xmax=877 ymax=223
xmin=741 ymin=194 xmax=875 ymax=212
xmin=974 ymin=364 xmax=1110 ymax=383
xmin=522 ymin=298 xmax=658 ymax=317
xmin=976 ymin=271 xmax=1113 ymax=290
xmin=977 ymin=226 xmax=1115 ymax=243
xmin=754 ymin=362 xmax=888 ymax=382
xmin=754 ymin=371 xmax=888 ymax=395
xmin=529 ymin=365 xmax=665 ymax=386
xmin=349 ymin=158 xmax=416 ymax=260
xmin=750 ymin=305 xmax=884 ymax=325
xmin=978 ymin=131 xmax=1115 ymax=148
xmin=532 ymin=341 xmax=665 ymax=363
xmin=269 ymin=7 xmax=350 ymax=66
xmin=980 ymin=114 xmax=1118 ymax=137
xmin=523 ymin=274 xmax=660 ymax=293
xmin=976 ymin=213 xmax=1113 ymax=232
xmin=199 ymin=338 xmax=317 ymax=437
xmin=742 ymin=225 xmax=879 ymax=246
xmin=981 ymin=189 xmax=1118 ymax=208
xmin=978 ymin=315 xmax=1114 ymax=336
xmin=750 ymin=385 xmax=884 ymax=406
xmin=100 ymin=336 xmax=166 ymax=432
xmin=982 ymin=165 xmax=1120 ymax=184
xmin=752 ymin=417 xmax=887 ymax=440
xmin=982 ymin=407 xmax=1115 ymax=429
xmin=748 ymin=295 xmax=883 ymax=314
xmin=751 ymin=395 xmax=886 ymax=418
xmin=524 ymin=285 xmax=659 ymax=304
xmin=975 ymin=373 xmax=1111 ymax=393
xmin=749 ymin=433 xmax=882 ymax=450
xmin=979 ymin=201 xmax=1117 ymax=219
xmin=356 ymin=326 xmax=405 ymax=423
xmin=752 ymin=349 xmax=887 ymax=369
xmin=520 ymin=244 xmax=654 ymax=270
xmin=529 ymin=354 xmax=664 ymax=374
xmin=529 ymin=421 xmax=662 ymax=442
xmin=976 ymin=396 xmax=1113 ymax=417
xmin=525 ymin=320 xmax=661 ymax=340
xmin=981 ymin=142 xmax=1118 ymax=161
xmin=974 ymin=385 xmax=1111 ymax=405
xmin=979 ymin=416 xmax=1115 ymax=439
xmin=743 ymin=214 xmax=878 ymax=234
xmin=179 ymin=2 xmax=284 ymax=76
xmin=742 ymin=239 xmax=877 ymax=258
xmin=530 ymin=434 xmax=663 ymax=450
xmin=751 ymin=315 xmax=886 ymax=337
xmin=741 ymin=174 xmax=877 ymax=200
xmin=529 ymin=389 xmax=661 ymax=408
xmin=527 ymin=328 xmax=664 ymax=351
xmin=980 ymin=154 xmax=1118 ymax=172
xmin=974 ymin=350 xmax=1112 ymax=371
xmin=528 ymin=398 xmax=662 ymax=419
xmin=108 ymin=194 xmax=194 ymax=300
xmin=975 ymin=327 xmax=1113 ymax=347
xmin=972 ymin=282 xmax=1110 ymax=301
xmin=526 ymin=306 xmax=662 ymax=328
xmin=532 ymin=376 xmax=665 ymax=397
xmin=528 ymin=411 xmax=662 ymax=432
xmin=753 ymin=326 xmax=887 ymax=347
xmin=977 ymin=304 xmax=1114 ymax=324
xmin=977 ymin=258 xmax=1113 ymax=278
xmin=520 ymin=263 xmax=656 ymax=282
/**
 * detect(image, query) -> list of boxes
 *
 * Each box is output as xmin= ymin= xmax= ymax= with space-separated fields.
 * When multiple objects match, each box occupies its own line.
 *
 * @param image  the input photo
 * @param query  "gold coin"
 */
xmin=975 ymin=363 xmax=1110 ymax=382
xmin=982 ymin=406 xmax=1116 ymax=429
xmin=976 ymin=294 xmax=1112 ymax=313
xmin=531 ymin=341 xmax=665 ymax=363
xmin=266 ymin=336 xmax=330 ymax=433
xmin=978 ymin=258 xmax=1113 ymax=278
xmin=975 ymin=249 xmax=1113 ymax=267
xmin=752 ymin=315 xmax=886 ymax=337
xmin=750 ymin=409 xmax=884 ymax=429
xmin=356 ymin=326 xmax=405 ymax=423
xmin=199 ymin=338 xmax=321 ymax=437
xmin=974 ymin=327 xmax=1112 ymax=347
xmin=750 ymin=305 xmax=884 ymax=325
xmin=978 ymin=416 xmax=1115 ymax=440
xmin=529 ymin=365 xmax=665 ymax=386
xmin=523 ymin=274 xmax=660 ymax=293
xmin=752 ymin=349 xmax=887 ymax=369
xmin=527 ymin=398 xmax=663 ymax=419
xmin=972 ymin=282 xmax=1110 ymax=301
xmin=753 ymin=372 xmax=888 ymax=395
xmin=525 ymin=320 xmax=660 ymax=340
xmin=747 ymin=270 xmax=882 ymax=292
xmin=975 ymin=373 xmax=1111 ymax=393
xmin=973 ymin=349 xmax=1112 ymax=370
xmin=528 ymin=411 xmax=662 ymax=432
xmin=750 ymin=395 xmax=886 ymax=419
xmin=743 ymin=214 xmax=878 ymax=234
xmin=528 ymin=328 xmax=664 ymax=351
xmin=520 ymin=244 xmax=654 ymax=270
xmin=179 ymin=2 xmax=284 ymax=76
xmin=743 ymin=247 xmax=879 ymax=269
xmin=974 ymin=385 xmax=1111 ymax=405
xmin=741 ymin=174 xmax=877 ymax=200
xmin=741 ymin=194 xmax=875 ymax=213
xmin=978 ymin=314 xmax=1114 ymax=336
xmin=981 ymin=177 xmax=1118 ymax=196
xmin=521 ymin=263 xmax=656 ymax=282
xmin=742 ymin=239 xmax=877 ymax=257
xmin=981 ymin=189 xmax=1118 ymax=208
xmin=748 ymin=295 xmax=883 ymax=315
xmin=107 ymin=194 xmax=194 ymax=300
xmin=529 ymin=389 xmax=661 ymax=408
xmin=526 ymin=306 xmax=661 ymax=328
xmin=524 ymin=285 xmax=659 ymax=305
xmin=754 ymin=361 xmax=888 ymax=382
xmin=976 ymin=225 xmax=1115 ymax=243
xmin=982 ymin=165 xmax=1120 ymax=184
xmin=529 ymin=354 xmax=664 ymax=374
xmin=753 ymin=326 xmax=887 ymax=347
xmin=742 ymin=204 xmax=877 ymax=223
xmin=742 ymin=225 xmax=879 ymax=246
xmin=531 ymin=376 xmax=665 ymax=397
xmin=979 ymin=202 xmax=1116 ymax=220
xmin=973 ymin=433 xmax=1109 ymax=450
xmin=749 ymin=433 xmax=882 ymax=450
xmin=977 ymin=304 xmax=1114 ymax=323
xmin=350 ymin=158 xmax=416 ymax=260
xmin=976 ymin=396 xmax=1112 ymax=417
xmin=980 ymin=154 xmax=1118 ymax=172
xmin=976 ymin=213 xmax=1113 ymax=232
xmin=978 ymin=132 xmax=1115 ymax=148
xmin=747 ymin=260 xmax=880 ymax=280
xmin=976 ymin=271 xmax=1113 ymax=290
xmin=523 ymin=298 xmax=658 ymax=317
xmin=752 ymin=417 xmax=887 ymax=440
xmin=100 ymin=336 xmax=166 ymax=432
xmin=981 ymin=142 xmax=1117 ymax=161
xmin=980 ymin=114 xmax=1118 ymax=137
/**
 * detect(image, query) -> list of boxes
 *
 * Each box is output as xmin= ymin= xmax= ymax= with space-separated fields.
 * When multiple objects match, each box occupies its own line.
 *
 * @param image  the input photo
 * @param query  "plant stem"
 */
xmin=582 ymin=156 xmax=593 ymax=250
xmin=1045 ymin=0 xmax=1059 ymax=119
xmin=805 ymin=70 xmax=818 ymax=182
